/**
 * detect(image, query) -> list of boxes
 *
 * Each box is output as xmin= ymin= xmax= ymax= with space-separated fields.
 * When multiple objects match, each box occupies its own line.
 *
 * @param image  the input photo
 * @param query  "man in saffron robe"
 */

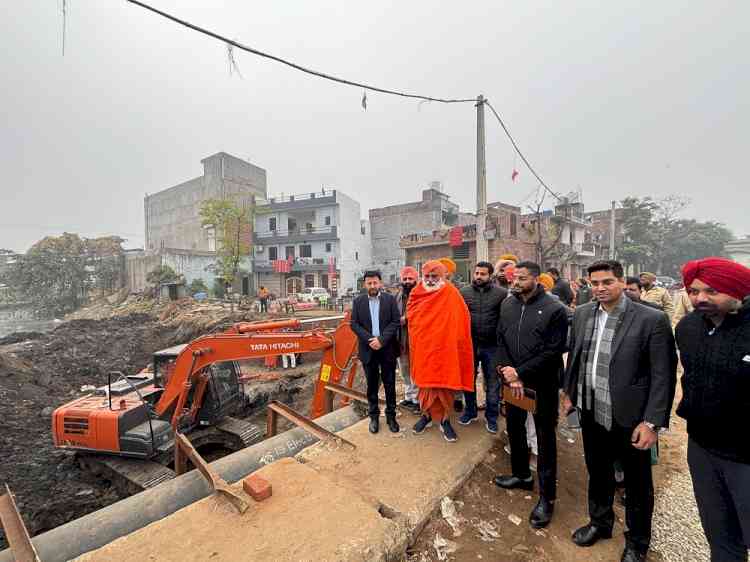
xmin=407 ymin=260 xmax=474 ymax=442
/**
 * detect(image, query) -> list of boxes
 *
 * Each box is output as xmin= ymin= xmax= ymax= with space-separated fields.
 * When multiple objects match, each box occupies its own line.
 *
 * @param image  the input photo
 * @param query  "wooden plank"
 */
xmin=0 ymin=484 xmax=40 ymax=562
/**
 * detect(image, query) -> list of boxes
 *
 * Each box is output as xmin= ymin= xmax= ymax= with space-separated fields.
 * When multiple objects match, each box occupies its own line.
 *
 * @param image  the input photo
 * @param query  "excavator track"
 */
xmin=78 ymin=455 xmax=176 ymax=496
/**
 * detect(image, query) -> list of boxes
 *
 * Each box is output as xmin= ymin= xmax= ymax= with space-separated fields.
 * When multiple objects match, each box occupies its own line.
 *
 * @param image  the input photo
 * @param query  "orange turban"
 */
xmin=499 ymin=253 xmax=519 ymax=264
xmin=422 ymin=260 xmax=447 ymax=278
xmin=400 ymin=266 xmax=418 ymax=279
xmin=438 ymin=257 xmax=457 ymax=274
xmin=538 ymin=273 xmax=555 ymax=291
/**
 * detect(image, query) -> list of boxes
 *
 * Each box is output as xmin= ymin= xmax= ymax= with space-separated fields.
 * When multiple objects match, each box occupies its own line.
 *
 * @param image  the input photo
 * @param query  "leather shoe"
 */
xmin=386 ymin=417 xmax=400 ymax=433
xmin=621 ymin=547 xmax=646 ymax=562
xmin=369 ymin=418 xmax=379 ymax=434
xmin=571 ymin=523 xmax=612 ymax=547
xmin=493 ymin=475 xmax=534 ymax=491
xmin=529 ymin=498 xmax=554 ymax=529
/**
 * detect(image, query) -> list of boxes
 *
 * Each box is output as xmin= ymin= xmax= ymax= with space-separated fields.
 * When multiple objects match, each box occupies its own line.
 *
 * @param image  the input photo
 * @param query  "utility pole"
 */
xmin=476 ymin=95 xmax=488 ymax=262
xmin=609 ymin=200 xmax=616 ymax=259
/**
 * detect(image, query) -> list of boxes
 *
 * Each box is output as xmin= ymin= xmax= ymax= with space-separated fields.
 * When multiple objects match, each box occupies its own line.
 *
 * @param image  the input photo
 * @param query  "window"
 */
xmin=510 ymin=214 xmax=518 ymax=237
xmin=206 ymin=227 xmax=216 ymax=252
xmin=285 ymin=246 xmax=295 ymax=259
xmin=269 ymin=217 xmax=276 ymax=231
xmin=325 ymin=216 xmax=331 ymax=226
xmin=306 ymin=223 xmax=314 ymax=233
xmin=321 ymin=274 xmax=329 ymax=289
xmin=360 ymin=225 xmax=366 ymax=235
xmin=268 ymin=246 xmax=278 ymax=260
xmin=304 ymin=274 xmax=315 ymax=288
xmin=288 ymin=218 xmax=297 ymax=232
xmin=355 ymin=251 xmax=359 ymax=261
xmin=325 ymin=243 xmax=332 ymax=252
xmin=300 ymin=245 xmax=312 ymax=258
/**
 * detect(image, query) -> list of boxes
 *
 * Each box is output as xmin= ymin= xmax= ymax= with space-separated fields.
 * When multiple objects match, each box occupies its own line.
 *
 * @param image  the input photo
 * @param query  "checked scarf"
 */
xmin=577 ymin=296 xmax=629 ymax=430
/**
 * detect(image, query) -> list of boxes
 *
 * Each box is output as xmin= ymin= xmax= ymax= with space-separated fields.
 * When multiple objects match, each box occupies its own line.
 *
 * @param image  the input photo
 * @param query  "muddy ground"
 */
xmin=0 ymin=304 xmax=339 ymax=550
xmin=407 ymin=382 xmax=701 ymax=562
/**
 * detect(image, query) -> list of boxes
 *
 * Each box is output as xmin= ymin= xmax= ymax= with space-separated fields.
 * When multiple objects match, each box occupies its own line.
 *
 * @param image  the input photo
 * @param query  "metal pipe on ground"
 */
xmin=0 ymin=407 xmax=362 ymax=562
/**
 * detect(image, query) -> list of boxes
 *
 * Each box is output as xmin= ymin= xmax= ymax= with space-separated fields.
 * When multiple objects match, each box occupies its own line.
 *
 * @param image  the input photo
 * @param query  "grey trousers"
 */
xmin=688 ymin=438 xmax=750 ymax=562
xmin=398 ymin=352 xmax=419 ymax=402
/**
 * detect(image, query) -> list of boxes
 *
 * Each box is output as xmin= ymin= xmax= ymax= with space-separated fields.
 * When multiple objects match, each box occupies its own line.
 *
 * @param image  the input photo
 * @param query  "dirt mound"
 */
xmin=0 ymin=304 xmax=258 ymax=550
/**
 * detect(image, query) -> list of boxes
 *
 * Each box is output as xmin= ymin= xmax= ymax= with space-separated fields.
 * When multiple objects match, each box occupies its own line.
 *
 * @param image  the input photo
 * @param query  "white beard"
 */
xmin=423 ymin=279 xmax=445 ymax=293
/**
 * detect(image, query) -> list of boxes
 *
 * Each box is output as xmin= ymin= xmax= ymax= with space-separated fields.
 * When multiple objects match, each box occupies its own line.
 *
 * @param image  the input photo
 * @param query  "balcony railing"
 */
xmin=399 ymin=224 xmax=478 ymax=248
xmin=255 ymin=225 xmax=337 ymax=239
xmin=267 ymin=190 xmax=336 ymax=204
xmin=253 ymin=257 xmax=334 ymax=272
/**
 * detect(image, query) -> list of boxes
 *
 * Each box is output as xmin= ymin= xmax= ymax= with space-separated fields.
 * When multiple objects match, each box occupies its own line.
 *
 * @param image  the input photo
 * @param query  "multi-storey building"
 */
xmin=369 ymin=184 xmax=459 ymax=284
xmin=252 ymin=189 xmax=370 ymax=296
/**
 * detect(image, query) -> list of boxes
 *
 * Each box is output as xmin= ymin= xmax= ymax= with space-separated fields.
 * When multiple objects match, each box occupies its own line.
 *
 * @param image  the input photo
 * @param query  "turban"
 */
xmin=400 ymin=266 xmax=418 ymax=279
xmin=499 ymin=253 xmax=519 ymax=264
xmin=438 ymin=257 xmax=457 ymax=274
xmin=422 ymin=260 xmax=447 ymax=278
xmin=640 ymin=272 xmax=657 ymax=281
xmin=682 ymin=257 xmax=750 ymax=301
xmin=538 ymin=273 xmax=555 ymax=291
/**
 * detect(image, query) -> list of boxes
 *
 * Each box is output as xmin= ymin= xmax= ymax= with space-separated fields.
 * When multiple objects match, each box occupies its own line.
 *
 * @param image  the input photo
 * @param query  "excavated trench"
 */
xmin=0 ymin=313 xmax=341 ymax=549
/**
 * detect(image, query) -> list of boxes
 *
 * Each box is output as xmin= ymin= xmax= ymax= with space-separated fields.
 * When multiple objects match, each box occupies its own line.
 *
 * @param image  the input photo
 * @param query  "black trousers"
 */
xmin=363 ymin=351 xmax=397 ymax=419
xmin=688 ymin=437 xmax=750 ymax=562
xmin=580 ymin=409 xmax=654 ymax=553
xmin=506 ymin=397 xmax=558 ymax=501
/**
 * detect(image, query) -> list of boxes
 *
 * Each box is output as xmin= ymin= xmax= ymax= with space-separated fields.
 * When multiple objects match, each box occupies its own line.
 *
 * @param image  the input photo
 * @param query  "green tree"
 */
xmin=618 ymin=196 xmax=733 ymax=277
xmin=146 ymin=265 xmax=179 ymax=286
xmin=199 ymin=198 xmax=253 ymax=307
xmin=5 ymin=233 xmax=89 ymax=316
xmin=188 ymin=278 xmax=209 ymax=295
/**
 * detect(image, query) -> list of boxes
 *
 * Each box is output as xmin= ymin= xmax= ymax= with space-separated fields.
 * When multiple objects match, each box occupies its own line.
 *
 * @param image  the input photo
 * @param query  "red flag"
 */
xmin=449 ymin=225 xmax=463 ymax=247
xmin=328 ymin=256 xmax=335 ymax=275
xmin=511 ymin=169 xmax=519 ymax=182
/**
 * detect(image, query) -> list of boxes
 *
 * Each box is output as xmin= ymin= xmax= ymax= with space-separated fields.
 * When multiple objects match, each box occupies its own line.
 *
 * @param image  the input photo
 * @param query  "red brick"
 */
xmin=243 ymin=474 xmax=272 ymax=502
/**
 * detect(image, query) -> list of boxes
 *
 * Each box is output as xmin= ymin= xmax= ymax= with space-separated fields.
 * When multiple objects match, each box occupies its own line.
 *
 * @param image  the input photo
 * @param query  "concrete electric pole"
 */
xmin=476 ymin=95 xmax=489 ymax=262
xmin=609 ymin=200 xmax=616 ymax=259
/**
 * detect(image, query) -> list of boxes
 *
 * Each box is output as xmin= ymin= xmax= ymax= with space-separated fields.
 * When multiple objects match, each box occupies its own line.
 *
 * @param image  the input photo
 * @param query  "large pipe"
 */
xmin=0 ymin=407 xmax=361 ymax=562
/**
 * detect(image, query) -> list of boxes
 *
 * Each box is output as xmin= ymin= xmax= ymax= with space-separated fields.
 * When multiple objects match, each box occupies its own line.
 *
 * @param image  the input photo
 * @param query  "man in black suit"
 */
xmin=562 ymin=260 xmax=677 ymax=562
xmin=350 ymin=270 xmax=402 ymax=434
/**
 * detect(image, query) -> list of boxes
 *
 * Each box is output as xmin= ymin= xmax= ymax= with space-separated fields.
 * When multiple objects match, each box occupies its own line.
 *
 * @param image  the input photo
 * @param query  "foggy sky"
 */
xmin=1 ymin=1 xmax=748 ymax=252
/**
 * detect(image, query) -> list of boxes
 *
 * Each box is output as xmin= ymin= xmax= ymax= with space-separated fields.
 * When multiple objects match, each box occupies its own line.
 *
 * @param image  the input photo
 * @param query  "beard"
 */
xmin=423 ymin=279 xmax=445 ymax=293
xmin=401 ymin=282 xmax=416 ymax=295
xmin=472 ymin=278 xmax=489 ymax=289
xmin=367 ymin=287 xmax=379 ymax=297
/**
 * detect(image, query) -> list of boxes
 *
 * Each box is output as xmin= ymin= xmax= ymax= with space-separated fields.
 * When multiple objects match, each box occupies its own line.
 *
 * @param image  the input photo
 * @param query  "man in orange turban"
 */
xmin=438 ymin=257 xmax=457 ymax=283
xmin=407 ymin=260 xmax=474 ymax=441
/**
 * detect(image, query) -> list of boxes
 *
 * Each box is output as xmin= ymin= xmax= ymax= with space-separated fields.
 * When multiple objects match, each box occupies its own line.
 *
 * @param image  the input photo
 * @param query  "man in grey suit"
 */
xmin=562 ymin=260 xmax=677 ymax=562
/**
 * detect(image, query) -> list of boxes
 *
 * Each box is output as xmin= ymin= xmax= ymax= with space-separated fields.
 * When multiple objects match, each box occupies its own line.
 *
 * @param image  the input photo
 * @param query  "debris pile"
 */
xmin=0 ymin=299 xmax=259 ymax=549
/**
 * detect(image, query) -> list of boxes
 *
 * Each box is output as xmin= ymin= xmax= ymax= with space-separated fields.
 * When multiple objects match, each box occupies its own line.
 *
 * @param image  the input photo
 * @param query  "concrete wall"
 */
xmin=369 ymin=188 xmax=459 ymax=282
xmin=145 ymin=153 xmax=267 ymax=252
xmin=725 ymin=237 xmax=750 ymax=268
xmin=125 ymin=250 xmax=251 ymax=293
xmin=336 ymin=191 xmax=367 ymax=293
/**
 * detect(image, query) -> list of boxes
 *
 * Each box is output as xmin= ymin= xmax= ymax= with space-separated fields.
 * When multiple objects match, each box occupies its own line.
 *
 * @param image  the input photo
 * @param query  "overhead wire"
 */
xmin=484 ymin=100 xmax=561 ymax=202
xmin=124 ymin=0 xmax=476 ymax=105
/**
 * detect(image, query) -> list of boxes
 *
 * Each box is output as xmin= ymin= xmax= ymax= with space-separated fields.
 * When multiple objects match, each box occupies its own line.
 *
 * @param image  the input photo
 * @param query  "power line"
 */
xmin=124 ymin=0 xmax=476 ymax=105
xmin=485 ymin=100 xmax=561 ymax=202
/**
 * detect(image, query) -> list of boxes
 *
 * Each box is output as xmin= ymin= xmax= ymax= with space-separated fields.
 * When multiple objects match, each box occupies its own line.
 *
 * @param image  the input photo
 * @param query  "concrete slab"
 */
xmin=297 ymin=415 xmax=495 ymax=537
xmin=74 ymin=458 xmax=402 ymax=562
xmin=73 ymin=416 xmax=495 ymax=561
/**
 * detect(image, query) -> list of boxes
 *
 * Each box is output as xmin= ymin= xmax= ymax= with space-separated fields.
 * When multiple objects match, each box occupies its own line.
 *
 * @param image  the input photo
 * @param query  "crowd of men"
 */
xmin=350 ymin=255 xmax=750 ymax=562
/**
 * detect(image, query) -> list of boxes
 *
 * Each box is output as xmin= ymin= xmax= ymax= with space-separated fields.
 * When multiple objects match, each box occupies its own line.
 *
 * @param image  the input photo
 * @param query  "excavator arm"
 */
xmin=154 ymin=315 xmax=358 ymax=428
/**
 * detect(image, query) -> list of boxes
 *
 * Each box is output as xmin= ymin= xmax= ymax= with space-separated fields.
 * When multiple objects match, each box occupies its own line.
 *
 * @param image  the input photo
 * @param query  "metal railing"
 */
xmin=255 ymin=225 xmax=337 ymax=239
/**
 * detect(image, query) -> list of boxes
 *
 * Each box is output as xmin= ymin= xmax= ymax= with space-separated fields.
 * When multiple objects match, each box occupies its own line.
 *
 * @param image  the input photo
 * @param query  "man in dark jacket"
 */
xmin=350 ymin=270 xmax=402 ymax=434
xmin=494 ymin=261 xmax=568 ymax=529
xmin=548 ymin=267 xmax=574 ymax=306
xmin=562 ymin=260 xmax=677 ymax=562
xmin=676 ymin=257 xmax=750 ymax=561
xmin=459 ymin=261 xmax=508 ymax=433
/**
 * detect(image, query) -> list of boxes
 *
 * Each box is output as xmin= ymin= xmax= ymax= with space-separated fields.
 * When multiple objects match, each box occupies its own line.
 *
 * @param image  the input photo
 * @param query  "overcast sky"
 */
xmin=2 ymin=1 xmax=747 ymax=252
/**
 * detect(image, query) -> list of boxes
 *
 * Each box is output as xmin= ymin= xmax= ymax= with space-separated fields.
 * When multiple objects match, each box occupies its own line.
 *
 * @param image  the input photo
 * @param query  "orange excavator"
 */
xmin=52 ymin=315 xmax=359 ymax=491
